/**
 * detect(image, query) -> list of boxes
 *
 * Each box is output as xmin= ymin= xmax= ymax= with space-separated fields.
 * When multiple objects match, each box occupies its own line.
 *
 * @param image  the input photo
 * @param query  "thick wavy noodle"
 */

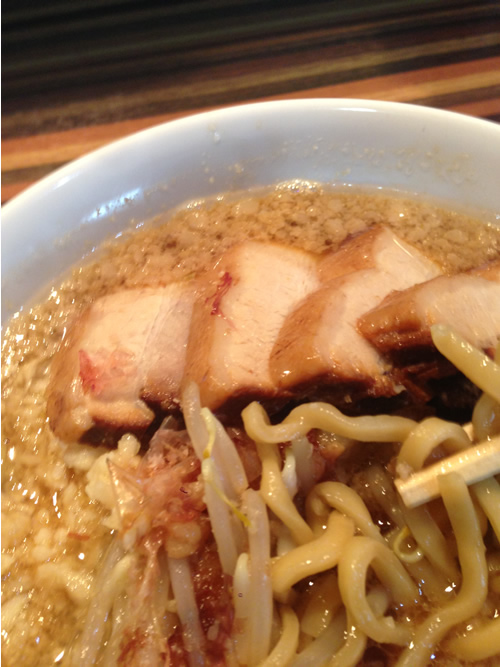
xmin=226 ymin=329 xmax=500 ymax=666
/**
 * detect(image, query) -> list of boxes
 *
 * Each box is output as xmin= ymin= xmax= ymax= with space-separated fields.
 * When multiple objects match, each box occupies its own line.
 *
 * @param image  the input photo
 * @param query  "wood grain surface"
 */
xmin=3 ymin=0 xmax=499 ymax=204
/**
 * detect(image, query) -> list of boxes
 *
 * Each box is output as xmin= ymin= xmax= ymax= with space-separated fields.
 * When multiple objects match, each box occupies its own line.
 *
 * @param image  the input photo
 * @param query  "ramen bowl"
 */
xmin=3 ymin=101 xmax=500 ymax=667
xmin=2 ymin=99 xmax=500 ymax=322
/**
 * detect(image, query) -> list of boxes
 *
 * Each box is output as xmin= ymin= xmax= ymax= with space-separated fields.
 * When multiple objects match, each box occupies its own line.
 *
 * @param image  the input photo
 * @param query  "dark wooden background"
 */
xmin=3 ymin=0 xmax=500 ymax=203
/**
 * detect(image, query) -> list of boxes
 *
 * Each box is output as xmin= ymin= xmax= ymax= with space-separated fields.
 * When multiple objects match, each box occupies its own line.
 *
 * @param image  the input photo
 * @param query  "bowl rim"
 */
xmin=3 ymin=97 xmax=500 ymax=216
xmin=3 ymin=97 xmax=499 ymax=322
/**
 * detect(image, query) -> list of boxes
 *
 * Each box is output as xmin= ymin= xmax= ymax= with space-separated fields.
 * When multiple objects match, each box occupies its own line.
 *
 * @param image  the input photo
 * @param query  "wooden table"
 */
xmin=2 ymin=0 xmax=499 ymax=205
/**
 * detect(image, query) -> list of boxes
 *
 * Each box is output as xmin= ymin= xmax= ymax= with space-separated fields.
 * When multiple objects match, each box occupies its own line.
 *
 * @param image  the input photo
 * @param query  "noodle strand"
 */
xmin=395 ymin=472 xmax=488 ymax=667
xmin=242 ymin=401 xmax=416 ymax=445
xmin=271 ymin=512 xmax=354 ymax=603
xmin=256 ymin=440 xmax=313 ymax=546
xmin=257 ymin=606 xmax=299 ymax=667
xmin=337 ymin=536 xmax=419 ymax=646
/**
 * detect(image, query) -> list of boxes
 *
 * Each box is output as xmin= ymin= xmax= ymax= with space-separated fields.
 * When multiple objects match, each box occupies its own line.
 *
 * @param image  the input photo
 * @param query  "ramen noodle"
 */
xmin=2 ymin=185 xmax=500 ymax=666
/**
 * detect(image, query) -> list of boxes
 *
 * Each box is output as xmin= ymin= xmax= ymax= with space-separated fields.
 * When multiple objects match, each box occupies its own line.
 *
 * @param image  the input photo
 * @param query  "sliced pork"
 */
xmin=358 ymin=261 xmax=500 ymax=356
xmin=270 ymin=227 xmax=441 ymax=398
xmin=183 ymin=241 xmax=320 ymax=411
xmin=48 ymin=228 xmax=484 ymax=441
xmin=319 ymin=225 xmax=443 ymax=283
xmin=47 ymin=283 xmax=195 ymax=442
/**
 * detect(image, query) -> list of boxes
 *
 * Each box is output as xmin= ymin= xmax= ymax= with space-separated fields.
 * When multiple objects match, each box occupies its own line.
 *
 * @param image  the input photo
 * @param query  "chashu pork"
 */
xmin=270 ymin=227 xmax=442 ymax=399
xmin=183 ymin=241 xmax=321 ymax=411
xmin=358 ymin=260 xmax=500 ymax=356
xmin=47 ymin=282 xmax=196 ymax=442
xmin=319 ymin=225 xmax=441 ymax=283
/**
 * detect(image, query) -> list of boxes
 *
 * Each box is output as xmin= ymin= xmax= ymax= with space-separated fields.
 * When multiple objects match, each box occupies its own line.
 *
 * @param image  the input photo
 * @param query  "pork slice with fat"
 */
xmin=183 ymin=241 xmax=320 ymax=411
xmin=142 ymin=282 xmax=198 ymax=409
xmin=319 ymin=225 xmax=443 ymax=282
xmin=271 ymin=227 xmax=442 ymax=397
xmin=358 ymin=261 xmax=500 ymax=355
xmin=47 ymin=283 xmax=195 ymax=442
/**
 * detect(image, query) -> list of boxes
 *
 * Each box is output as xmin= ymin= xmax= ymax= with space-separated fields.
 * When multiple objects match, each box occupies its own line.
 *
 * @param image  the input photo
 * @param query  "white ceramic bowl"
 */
xmin=2 ymin=99 xmax=500 ymax=322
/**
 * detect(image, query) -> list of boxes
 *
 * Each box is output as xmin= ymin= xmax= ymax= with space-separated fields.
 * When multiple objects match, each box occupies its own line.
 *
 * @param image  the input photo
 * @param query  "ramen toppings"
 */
xmin=359 ymin=260 xmax=500 ymax=355
xmin=46 ymin=226 xmax=500 ymax=442
xmin=2 ymin=185 xmax=500 ymax=667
